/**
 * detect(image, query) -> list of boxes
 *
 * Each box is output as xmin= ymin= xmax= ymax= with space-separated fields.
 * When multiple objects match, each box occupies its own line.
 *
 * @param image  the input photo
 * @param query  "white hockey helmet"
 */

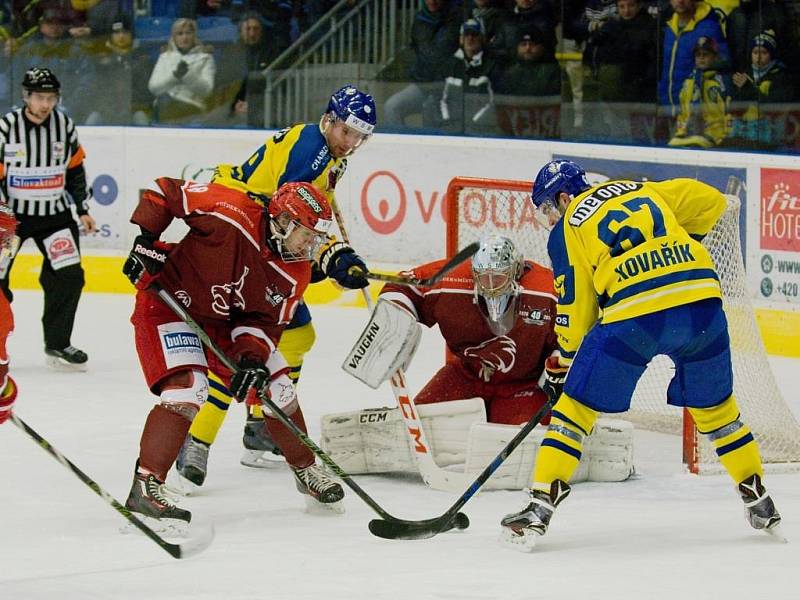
xmin=471 ymin=235 xmax=523 ymax=336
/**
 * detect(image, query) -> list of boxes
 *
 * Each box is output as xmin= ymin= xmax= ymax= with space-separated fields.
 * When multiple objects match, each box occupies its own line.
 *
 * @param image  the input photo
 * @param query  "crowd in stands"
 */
xmin=1 ymin=0 xmax=799 ymax=151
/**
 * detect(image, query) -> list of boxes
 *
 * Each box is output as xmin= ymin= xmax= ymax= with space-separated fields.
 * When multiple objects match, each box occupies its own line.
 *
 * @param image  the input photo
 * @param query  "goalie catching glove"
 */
xmin=122 ymin=232 xmax=172 ymax=290
xmin=318 ymin=240 xmax=369 ymax=289
xmin=342 ymin=298 xmax=421 ymax=388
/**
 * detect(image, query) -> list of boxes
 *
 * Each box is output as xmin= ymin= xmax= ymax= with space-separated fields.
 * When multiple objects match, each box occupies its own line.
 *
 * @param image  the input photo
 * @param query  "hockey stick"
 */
xmin=330 ymin=204 xmax=472 ymax=493
xmin=10 ymin=414 xmax=214 ymax=559
xmin=368 ymin=394 xmax=556 ymax=540
xmin=350 ymin=241 xmax=480 ymax=287
xmin=153 ymin=284 xmax=470 ymax=535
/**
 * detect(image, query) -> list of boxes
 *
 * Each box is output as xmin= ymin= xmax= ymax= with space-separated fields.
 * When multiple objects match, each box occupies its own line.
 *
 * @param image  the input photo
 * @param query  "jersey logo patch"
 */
xmin=211 ymin=266 xmax=249 ymax=316
xmin=464 ymin=336 xmax=517 ymax=382
xmin=520 ymin=308 xmax=551 ymax=326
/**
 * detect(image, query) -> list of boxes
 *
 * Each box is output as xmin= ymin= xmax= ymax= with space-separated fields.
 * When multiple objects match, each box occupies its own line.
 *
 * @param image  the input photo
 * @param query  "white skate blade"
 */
xmin=302 ymin=495 xmax=345 ymax=515
xmin=499 ymin=526 xmax=539 ymax=553
xmin=765 ymin=524 xmax=788 ymax=543
xmin=240 ymin=449 xmax=284 ymax=469
xmin=45 ymin=355 xmax=88 ymax=372
xmin=119 ymin=514 xmax=190 ymax=538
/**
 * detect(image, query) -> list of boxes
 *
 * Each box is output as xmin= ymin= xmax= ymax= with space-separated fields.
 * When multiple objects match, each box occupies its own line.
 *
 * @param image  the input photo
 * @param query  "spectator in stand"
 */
xmin=438 ymin=18 xmax=501 ymax=135
xmin=80 ymin=0 xmax=135 ymax=38
xmin=726 ymin=0 xmax=800 ymax=75
xmin=668 ymin=36 xmax=730 ymax=148
xmin=147 ymin=17 xmax=216 ymax=124
xmin=495 ymin=26 xmax=559 ymax=96
xmin=488 ymin=0 xmax=557 ymax=67
xmin=658 ymin=0 xmax=728 ymax=116
xmin=382 ymin=0 xmax=460 ymax=128
xmin=179 ymin=0 xmax=242 ymax=18
xmin=84 ymin=19 xmax=149 ymax=125
xmin=471 ymin=0 xmax=508 ymax=47
xmin=581 ymin=0 xmax=658 ymax=141
xmin=219 ymin=11 xmax=276 ymax=127
xmin=729 ymin=30 xmax=796 ymax=149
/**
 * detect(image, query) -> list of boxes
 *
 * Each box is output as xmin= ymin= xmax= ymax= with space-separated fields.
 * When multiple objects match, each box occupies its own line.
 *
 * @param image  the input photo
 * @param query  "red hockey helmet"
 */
xmin=267 ymin=182 xmax=333 ymax=261
xmin=0 ymin=204 xmax=18 ymax=251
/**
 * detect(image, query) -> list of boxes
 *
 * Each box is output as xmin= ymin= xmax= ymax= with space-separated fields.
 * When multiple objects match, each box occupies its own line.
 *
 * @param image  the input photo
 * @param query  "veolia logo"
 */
xmin=361 ymin=170 xmax=407 ymax=234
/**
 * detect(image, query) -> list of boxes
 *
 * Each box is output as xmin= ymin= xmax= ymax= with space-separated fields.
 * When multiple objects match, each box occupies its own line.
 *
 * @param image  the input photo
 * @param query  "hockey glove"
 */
xmin=0 ymin=375 xmax=17 ymax=425
xmin=319 ymin=241 xmax=369 ymax=289
xmin=230 ymin=358 xmax=270 ymax=402
xmin=542 ymin=356 xmax=568 ymax=404
xmin=123 ymin=233 xmax=170 ymax=290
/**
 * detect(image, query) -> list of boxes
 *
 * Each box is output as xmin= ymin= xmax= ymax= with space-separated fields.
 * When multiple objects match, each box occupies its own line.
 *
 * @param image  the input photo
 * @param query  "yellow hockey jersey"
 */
xmin=548 ymin=178 xmax=726 ymax=363
xmin=212 ymin=123 xmax=348 ymax=204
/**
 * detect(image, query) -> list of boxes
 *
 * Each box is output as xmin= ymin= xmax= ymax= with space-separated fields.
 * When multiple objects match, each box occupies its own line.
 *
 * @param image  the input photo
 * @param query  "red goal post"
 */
xmin=444 ymin=176 xmax=800 ymax=474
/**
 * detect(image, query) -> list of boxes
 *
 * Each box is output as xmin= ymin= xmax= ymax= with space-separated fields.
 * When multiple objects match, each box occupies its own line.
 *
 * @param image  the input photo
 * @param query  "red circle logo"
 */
xmin=361 ymin=170 xmax=406 ymax=234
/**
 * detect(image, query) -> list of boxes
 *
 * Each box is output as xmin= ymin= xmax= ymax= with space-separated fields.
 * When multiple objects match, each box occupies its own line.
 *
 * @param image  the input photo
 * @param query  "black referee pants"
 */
xmin=1 ymin=211 xmax=85 ymax=351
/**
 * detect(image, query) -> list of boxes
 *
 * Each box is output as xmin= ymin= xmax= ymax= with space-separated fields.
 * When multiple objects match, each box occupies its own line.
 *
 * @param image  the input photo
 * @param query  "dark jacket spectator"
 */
xmin=489 ymin=0 xmax=557 ymax=65
xmin=439 ymin=19 xmax=501 ymax=133
xmin=726 ymin=0 xmax=800 ymax=74
xmin=495 ymin=26 xmax=560 ymax=95
xmin=471 ymin=0 xmax=509 ymax=46
xmin=408 ymin=0 xmax=461 ymax=83
xmin=226 ymin=12 xmax=277 ymax=125
xmin=583 ymin=0 xmax=658 ymax=102
xmin=658 ymin=0 xmax=729 ymax=111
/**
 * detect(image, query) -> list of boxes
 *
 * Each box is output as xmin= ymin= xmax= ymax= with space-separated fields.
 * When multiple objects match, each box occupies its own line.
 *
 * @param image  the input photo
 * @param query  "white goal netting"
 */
xmin=446 ymin=178 xmax=800 ymax=473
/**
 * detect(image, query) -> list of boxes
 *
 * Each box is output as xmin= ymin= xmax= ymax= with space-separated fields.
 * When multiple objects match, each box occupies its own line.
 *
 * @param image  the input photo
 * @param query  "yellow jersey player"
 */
xmin=500 ymin=160 xmax=782 ymax=551
xmin=175 ymin=85 xmax=377 ymax=489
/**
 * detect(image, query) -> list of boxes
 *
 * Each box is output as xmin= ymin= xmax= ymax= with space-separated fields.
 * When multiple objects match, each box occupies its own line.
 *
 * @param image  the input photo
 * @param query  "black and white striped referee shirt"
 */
xmin=0 ymin=106 xmax=89 ymax=217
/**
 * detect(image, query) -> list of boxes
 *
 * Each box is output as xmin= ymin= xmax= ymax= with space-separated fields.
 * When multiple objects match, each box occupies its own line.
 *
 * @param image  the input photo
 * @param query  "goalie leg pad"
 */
xmin=320 ymin=398 xmax=486 ymax=474
xmin=342 ymin=298 xmax=421 ymax=389
xmin=464 ymin=417 xmax=635 ymax=490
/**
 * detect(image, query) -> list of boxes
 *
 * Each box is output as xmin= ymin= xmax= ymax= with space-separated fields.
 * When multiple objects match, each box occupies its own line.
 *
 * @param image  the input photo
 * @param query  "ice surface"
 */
xmin=0 ymin=291 xmax=797 ymax=600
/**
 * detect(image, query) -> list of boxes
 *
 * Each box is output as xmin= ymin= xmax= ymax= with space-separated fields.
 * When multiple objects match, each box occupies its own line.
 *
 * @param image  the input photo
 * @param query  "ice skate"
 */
xmin=499 ymin=480 xmax=570 ymax=552
xmin=124 ymin=465 xmax=191 ymax=536
xmin=45 ymin=345 xmax=88 ymax=372
xmin=292 ymin=463 xmax=345 ymax=514
xmin=738 ymin=474 xmax=785 ymax=541
xmin=240 ymin=416 xmax=284 ymax=468
xmin=175 ymin=435 xmax=209 ymax=492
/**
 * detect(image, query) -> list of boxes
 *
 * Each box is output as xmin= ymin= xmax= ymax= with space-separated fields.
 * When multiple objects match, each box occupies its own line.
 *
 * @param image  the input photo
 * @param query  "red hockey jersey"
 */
xmin=380 ymin=260 xmax=558 ymax=383
xmin=131 ymin=178 xmax=310 ymax=356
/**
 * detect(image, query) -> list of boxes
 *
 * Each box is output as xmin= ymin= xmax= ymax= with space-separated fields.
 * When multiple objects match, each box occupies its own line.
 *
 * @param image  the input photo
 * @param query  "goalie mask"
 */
xmin=472 ymin=235 xmax=523 ymax=336
xmin=267 ymin=182 xmax=333 ymax=262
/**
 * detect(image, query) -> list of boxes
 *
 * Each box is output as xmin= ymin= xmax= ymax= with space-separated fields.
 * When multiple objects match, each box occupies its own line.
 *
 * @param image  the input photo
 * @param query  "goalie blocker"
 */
xmin=320 ymin=398 xmax=634 ymax=489
xmin=342 ymin=298 xmax=421 ymax=389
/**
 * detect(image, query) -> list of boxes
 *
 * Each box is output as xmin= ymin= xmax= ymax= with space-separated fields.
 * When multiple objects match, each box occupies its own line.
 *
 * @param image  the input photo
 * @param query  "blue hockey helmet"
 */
xmin=326 ymin=84 xmax=377 ymax=137
xmin=531 ymin=160 xmax=590 ymax=210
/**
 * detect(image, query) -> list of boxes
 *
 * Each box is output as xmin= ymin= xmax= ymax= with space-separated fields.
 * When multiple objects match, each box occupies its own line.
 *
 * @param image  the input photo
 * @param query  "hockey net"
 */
xmin=445 ymin=177 xmax=800 ymax=474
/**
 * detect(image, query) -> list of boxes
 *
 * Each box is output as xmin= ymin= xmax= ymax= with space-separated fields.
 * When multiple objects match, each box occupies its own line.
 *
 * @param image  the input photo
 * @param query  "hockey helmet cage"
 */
xmin=0 ymin=204 xmax=18 ymax=250
xmin=22 ymin=67 xmax=61 ymax=93
xmin=326 ymin=85 xmax=377 ymax=136
xmin=531 ymin=160 xmax=590 ymax=209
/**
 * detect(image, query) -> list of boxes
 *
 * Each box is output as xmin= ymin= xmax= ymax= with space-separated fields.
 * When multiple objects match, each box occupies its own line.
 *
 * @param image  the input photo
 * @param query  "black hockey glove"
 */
xmin=230 ymin=358 xmax=270 ymax=401
xmin=123 ymin=233 xmax=169 ymax=290
xmin=542 ymin=356 xmax=568 ymax=404
xmin=319 ymin=241 xmax=369 ymax=289
xmin=173 ymin=60 xmax=189 ymax=79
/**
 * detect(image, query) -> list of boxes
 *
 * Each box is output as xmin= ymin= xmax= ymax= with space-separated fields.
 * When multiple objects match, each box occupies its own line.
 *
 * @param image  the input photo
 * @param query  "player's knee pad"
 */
xmin=158 ymin=369 xmax=209 ymax=420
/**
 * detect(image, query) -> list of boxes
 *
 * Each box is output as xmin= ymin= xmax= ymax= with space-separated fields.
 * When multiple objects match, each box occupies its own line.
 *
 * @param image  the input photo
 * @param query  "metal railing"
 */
xmin=263 ymin=0 xmax=418 ymax=127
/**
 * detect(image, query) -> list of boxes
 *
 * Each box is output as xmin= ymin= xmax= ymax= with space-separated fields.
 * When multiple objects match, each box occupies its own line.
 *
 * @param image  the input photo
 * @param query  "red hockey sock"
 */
xmin=265 ymin=407 xmax=314 ymax=468
xmin=139 ymin=404 xmax=192 ymax=481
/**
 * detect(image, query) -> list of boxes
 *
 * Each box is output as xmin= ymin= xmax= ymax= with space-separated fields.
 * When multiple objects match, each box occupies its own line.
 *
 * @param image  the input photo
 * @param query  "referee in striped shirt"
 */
xmin=0 ymin=67 xmax=97 ymax=370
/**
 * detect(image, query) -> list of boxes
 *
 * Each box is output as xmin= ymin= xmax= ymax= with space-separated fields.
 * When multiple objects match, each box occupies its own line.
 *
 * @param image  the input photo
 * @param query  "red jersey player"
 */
xmin=121 ymin=179 xmax=345 ymax=531
xmin=380 ymin=235 xmax=557 ymax=425
xmin=0 ymin=205 xmax=18 ymax=425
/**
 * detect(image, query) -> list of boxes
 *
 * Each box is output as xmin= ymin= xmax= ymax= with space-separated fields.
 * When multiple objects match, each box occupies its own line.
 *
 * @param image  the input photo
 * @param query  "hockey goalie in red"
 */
xmin=122 ymin=179 xmax=345 ymax=532
xmin=382 ymin=235 xmax=557 ymax=425
xmin=0 ymin=205 xmax=18 ymax=425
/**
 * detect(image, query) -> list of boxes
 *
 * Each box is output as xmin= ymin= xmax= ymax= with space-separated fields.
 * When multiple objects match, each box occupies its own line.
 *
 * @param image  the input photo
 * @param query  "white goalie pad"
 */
xmin=464 ymin=418 xmax=635 ymax=490
xmin=342 ymin=298 xmax=422 ymax=389
xmin=320 ymin=398 xmax=486 ymax=474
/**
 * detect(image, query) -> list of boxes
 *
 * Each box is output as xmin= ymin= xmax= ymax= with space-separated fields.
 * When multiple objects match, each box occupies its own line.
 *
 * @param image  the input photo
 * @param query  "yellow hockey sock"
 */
xmin=531 ymin=393 xmax=598 ymax=491
xmin=188 ymin=371 xmax=233 ymax=445
xmin=689 ymin=396 xmax=764 ymax=483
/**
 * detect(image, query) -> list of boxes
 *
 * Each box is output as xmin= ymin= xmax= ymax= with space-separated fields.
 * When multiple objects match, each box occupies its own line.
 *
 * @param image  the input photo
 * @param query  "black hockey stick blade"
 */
xmin=11 ymin=414 xmax=214 ymax=559
xmin=353 ymin=241 xmax=480 ymax=287
xmin=368 ymin=511 xmax=471 ymax=540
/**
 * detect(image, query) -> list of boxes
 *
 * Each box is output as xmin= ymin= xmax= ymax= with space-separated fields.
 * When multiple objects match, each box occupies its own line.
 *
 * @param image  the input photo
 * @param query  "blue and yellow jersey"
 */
xmin=212 ymin=123 xmax=348 ymax=204
xmin=548 ymin=178 xmax=727 ymax=363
